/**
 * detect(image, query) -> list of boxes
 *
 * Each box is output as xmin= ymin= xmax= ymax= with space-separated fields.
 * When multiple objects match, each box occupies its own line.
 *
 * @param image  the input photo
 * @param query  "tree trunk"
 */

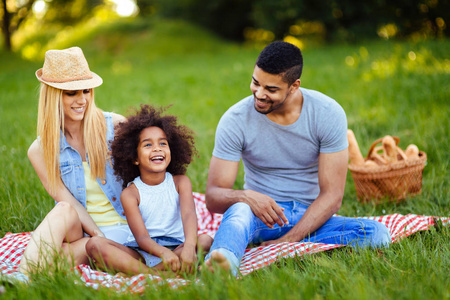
xmin=1 ymin=0 xmax=11 ymax=51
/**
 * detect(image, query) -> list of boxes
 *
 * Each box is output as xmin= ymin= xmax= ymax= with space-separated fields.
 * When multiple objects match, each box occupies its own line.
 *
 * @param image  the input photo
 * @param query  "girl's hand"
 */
xmin=180 ymin=245 xmax=197 ymax=274
xmin=161 ymin=250 xmax=180 ymax=272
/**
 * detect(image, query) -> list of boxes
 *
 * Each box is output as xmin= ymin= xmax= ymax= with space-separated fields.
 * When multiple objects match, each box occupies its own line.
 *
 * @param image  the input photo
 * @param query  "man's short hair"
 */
xmin=256 ymin=41 xmax=303 ymax=85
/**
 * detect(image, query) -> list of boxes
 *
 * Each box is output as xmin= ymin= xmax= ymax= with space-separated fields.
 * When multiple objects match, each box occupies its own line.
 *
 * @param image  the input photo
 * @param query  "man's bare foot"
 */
xmin=204 ymin=250 xmax=231 ymax=273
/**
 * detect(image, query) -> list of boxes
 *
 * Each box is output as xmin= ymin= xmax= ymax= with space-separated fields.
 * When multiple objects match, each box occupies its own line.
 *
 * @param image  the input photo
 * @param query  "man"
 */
xmin=204 ymin=41 xmax=391 ymax=276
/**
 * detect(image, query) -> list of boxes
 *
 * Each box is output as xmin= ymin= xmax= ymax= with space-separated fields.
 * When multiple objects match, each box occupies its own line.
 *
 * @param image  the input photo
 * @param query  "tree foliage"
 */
xmin=142 ymin=0 xmax=449 ymax=41
xmin=0 ymin=0 xmax=103 ymax=51
xmin=146 ymin=0 xmax=254 ymax=41
xmin=42 ymin=0 xmax=102 ymax=25
xmin=1 ymin=0 xmax=36 ymax=51
xmin=1 ymin=0 xmax=448 ymax=52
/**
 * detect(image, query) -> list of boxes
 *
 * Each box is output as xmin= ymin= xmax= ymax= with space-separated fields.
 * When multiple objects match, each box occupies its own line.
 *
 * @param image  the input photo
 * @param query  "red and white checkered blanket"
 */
xmin=1 ymin=192 xmax=449 ymax=293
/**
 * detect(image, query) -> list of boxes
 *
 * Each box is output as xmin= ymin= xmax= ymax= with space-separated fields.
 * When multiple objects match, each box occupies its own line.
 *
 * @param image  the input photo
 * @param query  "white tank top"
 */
xmin=126 ymin=173 xmax=185 ymax=243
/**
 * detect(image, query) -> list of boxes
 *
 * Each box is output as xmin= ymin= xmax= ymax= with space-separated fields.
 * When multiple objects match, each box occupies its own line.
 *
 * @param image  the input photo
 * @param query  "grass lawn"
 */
xmin=0 ymin=17 xmax=449 ymax=299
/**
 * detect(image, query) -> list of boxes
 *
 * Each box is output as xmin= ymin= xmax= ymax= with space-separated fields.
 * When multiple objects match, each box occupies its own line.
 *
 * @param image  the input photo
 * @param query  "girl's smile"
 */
xmin=136 ymin=126 xmax=171 ymax=177
xmin=150 ymin=155 xmax=165 ymax=163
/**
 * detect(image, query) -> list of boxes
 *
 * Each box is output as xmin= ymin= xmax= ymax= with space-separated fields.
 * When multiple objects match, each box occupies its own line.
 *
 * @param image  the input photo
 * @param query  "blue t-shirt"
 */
xmin=213 ymin=87 xmax=348 ymax=206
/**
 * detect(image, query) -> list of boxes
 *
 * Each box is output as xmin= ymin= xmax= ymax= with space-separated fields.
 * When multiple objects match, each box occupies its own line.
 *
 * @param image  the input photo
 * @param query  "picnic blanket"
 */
xmin=1 ymin=192 xmax=449 ymax=293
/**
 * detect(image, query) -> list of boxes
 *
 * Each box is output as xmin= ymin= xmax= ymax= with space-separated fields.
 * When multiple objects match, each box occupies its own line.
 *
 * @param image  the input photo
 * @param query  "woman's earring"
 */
xmin=134 ymin=161 xmax=139 ymax=165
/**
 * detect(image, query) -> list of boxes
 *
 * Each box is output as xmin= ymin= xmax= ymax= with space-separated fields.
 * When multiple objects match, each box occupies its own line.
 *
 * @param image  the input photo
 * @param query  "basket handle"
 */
xmin=396 ymin=146 xmax=410 ymax=165
xmin=366 ymin=136 xmax=400 ymax=158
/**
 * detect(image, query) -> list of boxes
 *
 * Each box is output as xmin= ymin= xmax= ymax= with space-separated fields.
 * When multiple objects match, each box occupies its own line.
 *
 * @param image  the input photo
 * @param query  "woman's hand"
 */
xmin=179 ymin=245 xmax=197 ymax=274
xmin=92 ymin=229 xmax=105 ymax=238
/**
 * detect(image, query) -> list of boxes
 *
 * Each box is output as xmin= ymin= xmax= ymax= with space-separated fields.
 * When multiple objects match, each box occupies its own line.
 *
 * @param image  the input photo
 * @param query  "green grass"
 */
xmin=0 ymin=17 xmax=449 ymax=299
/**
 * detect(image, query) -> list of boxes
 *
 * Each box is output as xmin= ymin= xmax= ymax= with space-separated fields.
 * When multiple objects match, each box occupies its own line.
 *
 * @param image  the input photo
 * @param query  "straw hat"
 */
xmin=36 ymin=47 xmax=103 ymax=90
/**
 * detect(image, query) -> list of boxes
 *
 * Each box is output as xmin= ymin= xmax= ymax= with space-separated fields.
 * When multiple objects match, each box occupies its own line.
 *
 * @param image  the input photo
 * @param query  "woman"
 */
xmin=19 ymin=47 xmax=130 ymax=274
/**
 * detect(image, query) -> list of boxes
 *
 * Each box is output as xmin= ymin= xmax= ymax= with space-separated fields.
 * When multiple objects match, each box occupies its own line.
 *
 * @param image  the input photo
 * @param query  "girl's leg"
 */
xmin=197 ymin=234 xmax=213 ymax=254
xmin=86 ymin=236 xmax=152 ymax=275
xmin=172 ymin=234 xmax=213 ymax=257
xmin=19 ymin=202 xmax=86 ymax=274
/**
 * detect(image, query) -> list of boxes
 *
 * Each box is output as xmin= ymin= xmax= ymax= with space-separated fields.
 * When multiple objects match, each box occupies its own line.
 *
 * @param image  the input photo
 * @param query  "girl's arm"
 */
xmin=174 ymin=175 xmax=198 ymax=273
xmin=28 ymin=140 xmax=103 ymax=238
xmin=121 ymin=185 xmax=180 ymax=272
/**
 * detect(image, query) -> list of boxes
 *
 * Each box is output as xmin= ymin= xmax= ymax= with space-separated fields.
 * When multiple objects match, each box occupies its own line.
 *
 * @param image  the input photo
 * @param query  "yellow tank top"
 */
xmin=83 ymin=162 xmax=127 ymax=227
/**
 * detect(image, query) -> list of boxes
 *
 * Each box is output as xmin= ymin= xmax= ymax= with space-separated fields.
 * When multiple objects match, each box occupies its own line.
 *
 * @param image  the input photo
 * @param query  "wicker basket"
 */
xmin=348 ymin=137 xmax=427 ymax=203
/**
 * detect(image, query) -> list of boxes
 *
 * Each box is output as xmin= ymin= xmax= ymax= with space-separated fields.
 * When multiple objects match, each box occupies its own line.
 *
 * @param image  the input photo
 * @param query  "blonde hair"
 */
xmin=37 ymin=84 xmax=108 ymax=194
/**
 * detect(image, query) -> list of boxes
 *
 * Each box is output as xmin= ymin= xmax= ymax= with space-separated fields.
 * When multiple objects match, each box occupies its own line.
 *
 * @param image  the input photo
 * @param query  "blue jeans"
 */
xmin=205 ymin=201 xmax=391 ymax=276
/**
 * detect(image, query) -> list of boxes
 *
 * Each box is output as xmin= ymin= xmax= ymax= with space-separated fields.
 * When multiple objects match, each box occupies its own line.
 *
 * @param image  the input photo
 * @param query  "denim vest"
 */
xmin=59 ymin=112 xmax=125 ymax=219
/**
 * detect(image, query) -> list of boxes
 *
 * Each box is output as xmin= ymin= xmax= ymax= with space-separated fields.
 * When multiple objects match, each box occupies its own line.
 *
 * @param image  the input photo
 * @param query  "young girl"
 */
xmin=86 ymin=105 xmax=212 ymax=275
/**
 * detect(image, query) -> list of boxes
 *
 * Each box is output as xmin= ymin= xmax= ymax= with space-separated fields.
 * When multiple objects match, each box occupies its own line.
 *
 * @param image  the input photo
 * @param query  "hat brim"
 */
xmin=35 ymin=69 xmax=103 ymax=90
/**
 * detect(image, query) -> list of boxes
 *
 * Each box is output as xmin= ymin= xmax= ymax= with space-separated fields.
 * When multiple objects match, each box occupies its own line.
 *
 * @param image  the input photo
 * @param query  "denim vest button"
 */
xmin=122 ymin=211 xmax=125 ymax=216
xmin=101 ymin=179 xmax=106 ymax=185
xmin=112 ymin=197 xmax=116 ymax=201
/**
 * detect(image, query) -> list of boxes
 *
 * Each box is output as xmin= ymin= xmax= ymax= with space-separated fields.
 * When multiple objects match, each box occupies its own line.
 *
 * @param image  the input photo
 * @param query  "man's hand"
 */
xmin=242 ymin=190 xmax=289 ymax=228
xmin=263 ymin=150 xmax=348 ymax=245
xmin=206 ymin=156 xmax=288 ymax=228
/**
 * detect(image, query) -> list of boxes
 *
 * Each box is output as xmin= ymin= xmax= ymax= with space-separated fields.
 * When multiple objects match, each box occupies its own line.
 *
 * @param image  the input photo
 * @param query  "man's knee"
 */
xmin=219 ymin=202 xmax=256 ymax=235
xmin=373 ymin=222 xmax=391 ymax=247
xmin=365 ymin=221 xmax=391 ymax=247
xmin=225 ymin=202 xmax=253 ymax=218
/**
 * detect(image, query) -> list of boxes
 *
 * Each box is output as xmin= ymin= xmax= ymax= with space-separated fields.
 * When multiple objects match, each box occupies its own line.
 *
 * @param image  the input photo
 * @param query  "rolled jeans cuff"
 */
xmin=205 ymin=248 xmax=240 ymax=277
